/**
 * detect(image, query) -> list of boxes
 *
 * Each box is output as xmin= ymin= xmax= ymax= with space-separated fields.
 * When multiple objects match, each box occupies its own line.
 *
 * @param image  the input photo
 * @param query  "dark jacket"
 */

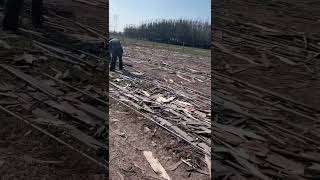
xmin=109 ymin=38 xmax=123 ymax=54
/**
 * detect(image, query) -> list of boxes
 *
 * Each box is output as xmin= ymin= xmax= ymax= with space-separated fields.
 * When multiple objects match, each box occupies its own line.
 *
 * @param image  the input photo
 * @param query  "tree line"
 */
xmin=123 ymin=19 xmax=211 ymax=49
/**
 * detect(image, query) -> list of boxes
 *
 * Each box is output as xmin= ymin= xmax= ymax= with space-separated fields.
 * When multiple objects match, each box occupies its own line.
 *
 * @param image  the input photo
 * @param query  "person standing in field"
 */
xmin=109 ymin=38 xmax=124 ymax=72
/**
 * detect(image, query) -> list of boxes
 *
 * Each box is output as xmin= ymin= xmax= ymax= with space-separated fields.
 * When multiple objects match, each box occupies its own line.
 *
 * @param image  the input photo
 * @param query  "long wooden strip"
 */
xmin=218 ymin=96 xmax=320 ymax=146
xmin=41 ymin=72 xmax=108 ymax=106
xmin=0 ymin=64 xmax=64 ymax=97
xmin=213 ymin=70 xmax=318 ymax=112
xmin=73 ymin=101 xmax=107 ymax=121
xmin=44 ymin=100 xmax=100 ymax=126
xmin=109 ymin=95 xmax=210 ymax=155
xmin=212 ymin=42 xmax=259 ymax=65
xmin=33 ymin=41 xmax=96 ymax=67
xmin=32 ymin=108 xmax=106 ymax=150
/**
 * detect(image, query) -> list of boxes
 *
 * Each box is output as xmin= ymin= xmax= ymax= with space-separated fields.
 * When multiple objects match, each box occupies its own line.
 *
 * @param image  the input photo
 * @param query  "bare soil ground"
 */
xmin=0 ymin=0 xmax=107 ymax=179
xmin=214 ymin=0 xmax=320 ymax=106
xmin=213 ymin=0 xmax=320 ymax=179
xmin=0 ymin=114 xmax=104 ymax=180
xmin=123 ymin=42 xmax=211 ymax=96
xmin=109 ymin=36 xmax=211 ymax=179
xmin=109 ymin=98 xmax=208 ymax=180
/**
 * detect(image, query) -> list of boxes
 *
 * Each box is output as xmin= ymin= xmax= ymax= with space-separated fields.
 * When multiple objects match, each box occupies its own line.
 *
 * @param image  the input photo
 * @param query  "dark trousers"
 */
xmin=2 ymin=0 xmax=43 ymax=31
xmin=0 ymin=0 xmax=6 ymax=6
xmin=2 ymin=0 xmax=24 ymax=31
xmin=110 ymin=50 xmax=123 ymax=71
xmin=32 ymin=0 xmax=43 ymax=27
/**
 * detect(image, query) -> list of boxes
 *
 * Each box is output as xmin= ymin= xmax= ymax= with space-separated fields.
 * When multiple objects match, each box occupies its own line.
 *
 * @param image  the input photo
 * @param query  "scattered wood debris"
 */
xmin=0 ymin=1 xmax=108 ymax=171
xmin=143 ymin=151 xmax=172 ymax=180
xmin=213 ymin=1 xmax=320 ymax=179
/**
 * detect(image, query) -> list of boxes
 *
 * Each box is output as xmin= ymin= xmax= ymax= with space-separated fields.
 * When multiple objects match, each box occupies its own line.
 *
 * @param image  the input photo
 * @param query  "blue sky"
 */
xmin=110 ymin=0 xmax=211 ymax=32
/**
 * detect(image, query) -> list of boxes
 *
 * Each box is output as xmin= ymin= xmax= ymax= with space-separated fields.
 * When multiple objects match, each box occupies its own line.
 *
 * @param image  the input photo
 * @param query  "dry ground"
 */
xmin=109 ymin=98 xmax=208 ymax=180
xmin=108 ymin=38 xmax=211 ymax=179
xmin=213 ymin=0 xmax=320 ymax=179
xmin=0 ymin=0 xmax=107 ymax=179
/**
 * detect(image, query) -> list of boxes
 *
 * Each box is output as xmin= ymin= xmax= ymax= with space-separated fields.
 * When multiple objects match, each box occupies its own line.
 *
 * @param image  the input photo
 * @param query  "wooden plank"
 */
xmin=171 ymin=125 xmax=194 ymax=142
xmin=217 ymin=95 xmax=320 ymax=146
xmin=32 ymin=108 xmax=106 ymax=151
xmin=41 ymin=72 xmax=107 ymax=106
xmin=213 ymin=70 xmax=318 ymax=112
xmin=44 ymin=100 xmax=100 ymax=126
xmin=214 ymin=123 xmax=266 ymax=142
xmin=0 ymin=64 xmax=63 ymax=97
xmin=33 ymin=41 xmax=96 ymax=68
xmin=212 ymin=42 xmax=259 ymax=65
xmin=73 ymin=101 xmax=107 ymax=121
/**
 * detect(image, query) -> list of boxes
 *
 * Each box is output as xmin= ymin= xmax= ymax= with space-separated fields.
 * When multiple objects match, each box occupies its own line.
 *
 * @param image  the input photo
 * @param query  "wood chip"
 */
xmin=14 ymin=53 xmax=37 ymax=64
xmin=168 ymin=160 xmax=183 ymax=171
xmin=305 ymin=163 xmax=320 ymax=175
xmin=274 ymin=54 xmax=297 ymax=65
xmin=0 ymin=39 xmax=12 ymax=49
xmin=143 ymin=151 xmax=172 ymax=180
xmin=117 ymin=171 xmax=125 ymax=180
xmin=205 ymin=154 xmax=211 ymax=178
xmin=156 ymin=96 xmax=175 ymax=103
xmin=21 ymin=155 xmax=63 ymax=164
xmin=0 ymin=160 xmax=4 ymax=168
xmin=215 ymin=123 xmax=266 ymax=141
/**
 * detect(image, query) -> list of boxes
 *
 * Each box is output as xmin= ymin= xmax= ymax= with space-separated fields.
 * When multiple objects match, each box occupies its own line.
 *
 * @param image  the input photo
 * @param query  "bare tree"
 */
xmin=124 ymin=19 xmax=211 ymax=49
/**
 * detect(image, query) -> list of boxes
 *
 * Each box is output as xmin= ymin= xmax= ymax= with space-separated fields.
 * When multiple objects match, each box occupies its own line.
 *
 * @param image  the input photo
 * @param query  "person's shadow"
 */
xmin=121 ymin=69 xmax=144 ymax=79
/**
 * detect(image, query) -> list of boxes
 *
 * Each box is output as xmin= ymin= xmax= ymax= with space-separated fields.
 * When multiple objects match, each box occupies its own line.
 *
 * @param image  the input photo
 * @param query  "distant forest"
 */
xmin=122 ymin=19 xmax=211 ymax=49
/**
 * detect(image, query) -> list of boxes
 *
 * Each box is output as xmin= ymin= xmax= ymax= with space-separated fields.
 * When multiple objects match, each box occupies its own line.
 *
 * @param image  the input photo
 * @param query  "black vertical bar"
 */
xmin=31 ymin=0 xmax=43 ymax=27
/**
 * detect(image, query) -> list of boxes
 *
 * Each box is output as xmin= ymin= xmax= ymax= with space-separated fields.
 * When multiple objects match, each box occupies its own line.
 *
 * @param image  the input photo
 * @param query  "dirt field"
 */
xmin=213 ymin=0 xmax=320 ymax=179
xmin=0 ymin=113 xmax=104 ymax=180
xmin=0 ymin=0 xmax=107 ymax=179
xmin=109 ymin=38 xmax=211 ymax=179
xmin=213 ymin=0 xmax=320 ymax=106
xmin=109 ymin=98 xmax=208 ymax=180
